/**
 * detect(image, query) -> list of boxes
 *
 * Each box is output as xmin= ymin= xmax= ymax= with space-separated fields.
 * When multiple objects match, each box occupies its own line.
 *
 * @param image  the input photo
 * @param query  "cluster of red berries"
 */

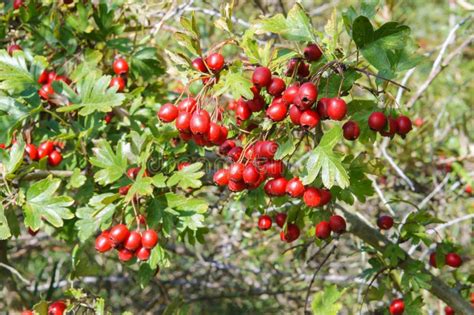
xmin=22 ymin=300 xmax=66 ymax=315
xmin=95 ymin=224 xmax=158 ymax=262
xmin=192 ymin=52 xmax=226 ymax=82
xmin=429 ymin=251 xmax=463 ymax=268
xmin=368 ymin=112 xmax=412 ymax=138
xmin=38 ymin=68 xmax=71 ymax=100
xmin=109 ymin=57 xmax=129 ymax=92
xmin=25 ymin=140 xmax=63 ymax=167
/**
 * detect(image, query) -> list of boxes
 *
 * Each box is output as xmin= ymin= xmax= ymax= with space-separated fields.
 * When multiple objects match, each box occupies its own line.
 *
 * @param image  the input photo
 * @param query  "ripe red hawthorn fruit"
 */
xmin=300 ymin=110 xmax=320 ymax=129
xmin=258 ymin=215 xmax=272 ymax=230
xmin=228 ymin=179 xmax=246 ymax=192
xmin=377 ymin=215 xmax=394 ymax=230
xmin=177 ymin=97 xmax=197 ymax=113
xmin=113 ymin=58 xmax=129 ymax=75
xmin=118 ymin=248 xmax=134 ymax=262
xmin=219 ymin=140 xmax=236 ymax=155
xmin=158 ymin=103 xmax=179 ymax=122
xmin=465 ymin=185 xmax=472 ymax=194
xmin=48 ymin=300 xmax=67 ymax=315
xmin=297 ymin=82 xmax=318 ymax=109
xmin=429 ymin=252 xmax=438 ymax=268
xmin=47 ymin=71 xmax=58 ymax=83
xmin=39 ymin=83 xmax=55 ymax=100
xmin=255 ymin=141 xmax=278 ymax=160
xmin=303 ymin=187 xmax=322 ymax=207
xmin=413 ymin=118 xmax=424 ymax=127
xmin=327 ymin=98 xmax=347 ymax=121
xmin=190 ymin=110 xmax=211 ymax=135
xmin=229 ymin=162 xmax=245 ymax=182
xmin=297 ymin=62 xmax=310 ymax=77
xmin=304 ymin=43 xmax=323 ymax=62
xmin=126 ymin=167 xmax=141 ymax=179
xmin=445 ymin=253 xmax=462 ymax=268
xmin=142 ymin=229 xmax=159 ymax=249
xmin=109 ymin=224 xmax=130 ymax=245
xmin=282 ymin=83 xmax=300 ymax=104
xmin=243 ymin=164 xmax=261 ymax=185
xmin=320 ymin=188 xmax=332 ymax=205
xmin=177 ymin=162 xmax=191 ymax=170
xmin=315 ymin=221 xmax=331 ymax=239
xmin=207 ymin=122 xmax=221 ymax=143
xmin=136 ymin=246 xmax=151 ymax=261
xmin=342 ymin=121 xmax=361 ymax=141
xmin=236 ymin=100 xmax=252 ymax=121
xmin=247 ymin=94 xmax=266 ymax=112
xmin=13 ymin=0 xmax=24 ymax=10
xmin=289 ymin=105 xmax=303 ymax=125
xmin=48 ymin=150 xmax=63 ymax=167
xmin=329 ymin=215 xmax=346 ymax=233
xmin=38 ymin=70 xmax=49 ymax=84
xmin=315 ymin=98 xmax=330 ymax=120
xmin=286 ymin=177 xmax=305 ymax=197
xmin=21 ymin=310 xmax=33 ymax=315
xmin=227 ymin=146 xmax=243 ymax=162
xmin=266 ymin=177 xmax=288 ymax=196
xmin=395 ymin=115 xmax=412 ymax=136
xmin=275 ymin=212 xmax=287 ymax=228
xmin=192 ymin=57 xmax=208 ymax=73
xmin=7 ymin=44 xmax=22 ymax=55
xmin=252 ymin=67 xmax=272 ymax=89
xmin=95 ymin=234 xmax=112 ymax=253
xmin=280 ymin=223 xmax=300 ymax=242
xmin=118 ymin=184 xmax=131 ymax=195
xmin=285 ymin=58 xmax=300 ymax=76
xmin=266 ymin=102 xmax=288 ymax=121
xmin=389 ymin=299 xmax=405 ymax=315
xmin=175 ymin=111 xmax=192 ymax=133
xmin=213 ymin=169 xmax=230 ymax=186
xmin=25 ymin=144 xmax=39 ymax=161
xmin=104 ymin=112 xmax=114 ymax=124
xmin=109 ymin=76 xmax=125 ymax=92
xmin=267 ymin=77 xmax=286 ymax=96
xmin=368 ymin=112 xmax=387 ymax=131
xmin=264 ymin=160 xmax=284 ymax=178
xmin=205 ymin=53 xmax=225 ymax=72
xmin=444 ymin=306 xmax=455 ymax=315
xmin=124 ymin=231 xmax=142 ymax=251
xmin=38 ymin=141 xmax=54 ymax=158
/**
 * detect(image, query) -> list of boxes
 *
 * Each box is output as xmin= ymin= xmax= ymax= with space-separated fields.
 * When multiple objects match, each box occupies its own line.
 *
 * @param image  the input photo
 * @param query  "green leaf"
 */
xmin=167 ymin=162 xmax=205 ymax=189
xmin=274 ymin=136 xmax=296 ymax=160
xmin=75 ymin=196 xmax=117 ymax=242
xmin=70 ymin=49 xmax=103 ymax=82
xmin=0 ymin=50 xmax=36 ymax=93
xmin=323 ymin=9 xmax=343 ymax=53
xmin=131 ymin=47 xmax=164 ymax=80
xmin=67 ymin=168 xmax=87 ymax=189
xmin=241 ymin=29 xmax=261 ymax=64
xmin=126 ymin=175 xmax=154 ymax=202
xmin=33 ymin=300 xmax=49 ymax=315
xmin=0 ymin=204 xmax=11 ymax=240
xmin=401 ymin=261 xmax=431 ymax=291
xmin=302 ymin=127 xmax=349 ymax=189
xmin=213 ymin=65 xmax=253 ymax=100
xmin=0 ymin=96 xmax=30 ymax=144
xmin=311 ymin=285 xmax=346 ymax=315
xmin=2 ymin=137 xmax=25 ymax=175
xmin=23 ymin=176 xmax=74 ymax=230
xmin=90 ymin=140 xmax=128 ymax=186
xmin=152 ymin=173 xmax=167 ymax=188
xmin=94 ymin=298 xmax=105 ymax=315
xmin=57 ymin=72 xmax=125 ymax=116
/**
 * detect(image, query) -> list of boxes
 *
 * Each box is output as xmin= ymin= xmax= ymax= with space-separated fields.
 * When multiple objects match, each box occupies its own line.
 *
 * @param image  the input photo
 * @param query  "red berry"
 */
xmin=289 ymin=105 xmax=303 ymax=125
xmin=177 ymin=97 xmax=197 ymax=113
xmin=113 ymin=58 xmax=129 ymax=75
xmin=389 ymin=299 xmax=405 ymax=315
xmin=286 ymin=177 xmax=305 ymax=197
xmin=175 ymin=111 xmax=192 ymax=133
xmin=327 ymin=98 xmax=347 ymax=121
xmin=192 ymin=57 xmax=208 ymax=73
xmin=28 ymin=228 xmax=38 ymax=236
xmin=319 ymin=188 xmax=332 ymax=205
xmin=39 ymin=83 xmax=54 ymax=100
xmin=190 ymin=110 xmax=210 ymax=135
xmin=297 ymin=62 xmax=310 ymax=77
xmin=445 ymin=253 xmax=462 ymax=268
xmin=300 ymin=110 xmax=320 ymax=129
xmin=25 ymin=144 xmax=39 ymax=161
xmin=466 ymin=185 xmax=472 ymax=194
xmin=258 ymin=215 xmax=272 ymax=230
xmin=13 ymin=0 xmax=24 ymax=10
xmin=219 ymin=140 xmax=235 ymax=155
xmin=207 ymin=122 xmax=221 ymax=143
xmin=444 ymin=306 xmax=455 ymax=315
xmin=227 ymin=146 xmax=243 ymax=162
xmin=118 ymin=248 xmax=134 ymax=262
xmin=429 ymin=252 xmax=438 ymax=268
xmin=395 ymin=115 xmax=412 ymax=135
xmin=48 ymin=150 xmax=62 ymax=167
xmin=329 ymin=215 xmax=346 ymax=233
xmin=110 ymin=76 xmax=125 ymax=92
xmin=282 ymin=83 xmax=300 ymax=104
xmin=247 ymin=94 xmax=266 ymax=112
xmin=267 ymin=77 xmax=286 ymax=96
xmin=47 ymin=71 xmax=57 ymax=83
xmin=236 ymin=100 xmax=252 ymax=121
xmin=255 ymin=141 xmax=278 ymax=160
xmin=243 ymin=164 xmax=261 ymax=185
xmin=21 ymin=311 xmax=33 ymax=315
xmin=119 ymin=185 xmax=131 ymax=196
xmin=213 ymin=169 xmax=229 ymax=186
xmin=303 ymin=187 xmax=322 ymax=207
xmin=266 ymin=102 xmax=288 ymax=121
xmin=280 ymin=223 xmax=300 ymax=242
xmin=104 ymin=112 xmax=114 ymax=124
xmin=316 ymin=98 xmax=330 ymax=120
xmin=377 ymin=215 xmax=394 ymax=230
xmin=228 ymin=180 xmax=246 ymax=192
xmin=7 ymin=44 xmax=22 ymax=55
xmin=264 ymin=160 xmax=284 ymax=178
xmin=158 ymin=103 xmax=179 ymax=122
xmin=285 ymin=58 xmax=300 ymax=76
xmin=95 ymin=234 xmax=112 ymax=252
xmin=48 ymin=300 xmax=67 ymax=315
xmin=136 ymin=247 xmax=151 ymax=261
xmin=38 ymin=70 xmax=49 ymax=84
xmin=177 ymin=162 xmax=190 ymax=170
xmin=368 ymin=112 xmax=387 ymax=131
xmin=304 ymin=44 xmax=323 ymax=62
xmin=413 ymin=118 xmax=424 ymax=127
xmin=297 ymin=82 xmax=318 ymax=109
xmin=342 ymin=121 xmax=360 ymax=140
xmin=142 ymin=230 xmax=158 ymax=249
xmin=124 ymin=231 xmax=142 ymax=251
xmin=315 ymin=221 xmax=331 ymax=239
xmin=252 ymin=67 xmax=272 ymax=89
xmin=109 ymin=224 xmax=130 ymax=245
xmin=265 ymin=177 xmax=288 ymax=196
xmin=229 ymin=162 xmax=245 ymax=182
xmin=275 ymin=213 xmax=287 ymax=228
xmin=205 ymin=53 xmax=225 ymax=72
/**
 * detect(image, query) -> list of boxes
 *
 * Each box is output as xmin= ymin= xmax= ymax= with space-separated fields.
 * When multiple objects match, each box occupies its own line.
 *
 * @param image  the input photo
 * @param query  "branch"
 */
xmin=0 ymin=262 xmax=31 ymax=285
xmin=339 ymin=207 xmax=474 ymax=315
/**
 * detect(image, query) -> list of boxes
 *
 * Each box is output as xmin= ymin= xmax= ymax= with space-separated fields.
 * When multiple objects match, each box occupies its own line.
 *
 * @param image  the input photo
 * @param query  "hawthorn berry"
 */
xmin=213 ymin=169 xmax=230 ymax=186
xmin=266 ymin=102 xmax=288 ymax=121
xmin=25 ymin=144 xmax=39 ymax=161
xmin=413 ymin=118 xmax=424 ymax=127
xmin=296 ymin=82 xmax=318 ymax=109
xmin=13 ymin=0 xmax=24 ymax=10
xmin=297 ymin=62 xmax=310 ymax=77
xmin=280 ymin=223 xmax=300 ymax=242
xmin=113 ymin=58 xmax=129 ymax=75
xmin=158 ymin=103 xmax=179 ymax=122
xmin=190 ymin=110 xmax=211 ymax=135
xmin=282 ymin=83 xmax=300 ymax=104
xmin=136 ymin=247 xmax=151 ymax=261
xmin=207 ymin=122 xmax=221 ymax=143
xmin=104 ymin=112 xmax=114 ymax=124
xmin=127 ymin=167 xmax=141 ymax=179
xmin=315 ymin=221 xmax=331 ymax=239
xmin=205 ymin=53 xmax=225 ymax=72
xmin=445 ymin=253 xmax=462 ymax=268
xmin=47 ymin=71 xmax=58 ymax=83
xmin=377 ymin=215 xmax=394 ymax=230
xmin=368 ymin=112 xmax=387 ymax=131
xmin=247 ymin=94 xmax=266 ymax=112
xmin=303 ymin=187 xmax=322 ymax=207
xmin=319 ymin=188 xmax=332 ymax=205
xmin=289 ymin=105 xmax=303 ymax=125
xmin=267 ymin=77 xmax=286 ymax=96
xmin=7 ymin=44 xmax=21 ymax=55
xmin=48 ymin=150 xmax=63 ymax=167
xmin=48 ymin=300 xmax=67 ymax=315
xmin=192 ymin=57 xmax=208 ymax=73
xmin=229 ymin=162 xmax=245 ymax=182
xmin=389 ymin=299 xmax=405 ymax=315
xmin=264 ymin=160 xmax=284 ymax=178
xmin=109 ymin=224 xmax=130 ymax=245
xmin=275 ymin=213 xmax=287 ymax=228
xmin=38 ymin=70 xmax=49 ymax=84
xmin=304 ymin=43 xmax=323 ymax=62
xmin=95 ymin=234 xmax=112 ymax=253
xmin=177 ymin=97 xmax=197 ymax=113
xmin=177 ymin=162 xmax=190 ymax=170
xmin=110 ymin=76 xmax=125 ymax=92
xmin=228 ymin=179 xmax=246 ymax=192
xmin=300 ymin=110 xmax=320 ymax=129
xmin=39 ymin=83 xmax=54 ymax=100
xmin=252 ymin=67 xmax=272 ymax=89
xmin=266 ymin=177 xmax=288 ymax=196
xmin=21 ymin=310 xmax=33 ymax=315
xmin=342 ymin=121 xmax=360 ymax=141
xmin=258 ymin=215 xmax=272 ymax=230
xmin=142 ymin=229 xmax=158 ymax=249
xmin=236 ymin=100 xmax=252 ymax=121
xmin=444 ymin=306 xmax=455 ymax=315
xmin=286 ymin=177 xmax=305 ymax=197
xmin=329 ymin=215 xmax=346 ymax=233
xmin=38 ymin=141 xmax=54 ymax=158
xmin=381 ymin=117 xmax=398 ymax=138
xmin=316 ymin=98 xmax=330 ymax=120
xmin=227 ymin=146 xmax=243 ymax=162
xmin=255 ymin=141 xmax=278 ymax=160
xmin=429 ymin=252 xmax=438 ymax=268
xmin=327 ymin=98 xmax=347 ymax=121
xmin=243 ymin=164 xmax=261 ymax=185
xmin=395 ymin=115 xmax=412 ymax=136
xmin=118 ymin=248 xmax=134 ymax=262
xmin=465 ymin=185 xmax=472 ymax=194
xmin=124 ymin=231 xmax=142 ymax=251
xmin=119 ymin=185 xmax=131 ymax=196
xmin=175 ymin=112 xmax=192 ymax=133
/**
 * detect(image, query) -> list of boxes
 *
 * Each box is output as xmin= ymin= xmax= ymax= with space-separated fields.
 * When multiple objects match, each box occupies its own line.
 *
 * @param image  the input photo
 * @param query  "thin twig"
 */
xmin=0 ymin=262 xmax=30 ymax=285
